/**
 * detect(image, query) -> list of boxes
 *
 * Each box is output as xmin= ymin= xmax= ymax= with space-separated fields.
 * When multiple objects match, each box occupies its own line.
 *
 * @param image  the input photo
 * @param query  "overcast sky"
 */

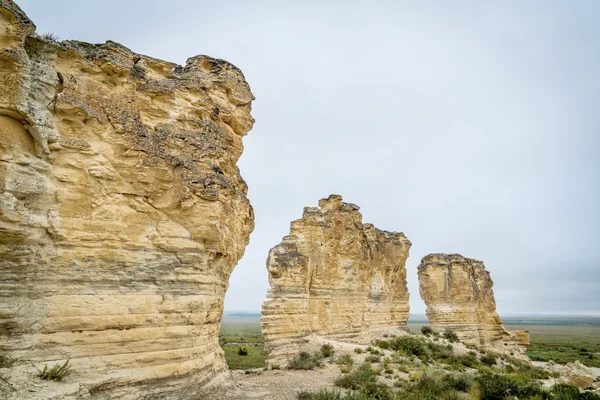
xmin=18 ymin=0 xmax=599 ymax=315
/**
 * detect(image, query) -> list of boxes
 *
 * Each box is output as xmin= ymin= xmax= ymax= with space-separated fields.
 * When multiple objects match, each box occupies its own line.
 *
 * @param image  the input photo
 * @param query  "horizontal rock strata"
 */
xmin=418 ymin=254 xmax=529 ymax=354
xmin=262 ymin=195 xmax=411 ymax=364
xmin=0 ymin=1 xmax=254 ymax=398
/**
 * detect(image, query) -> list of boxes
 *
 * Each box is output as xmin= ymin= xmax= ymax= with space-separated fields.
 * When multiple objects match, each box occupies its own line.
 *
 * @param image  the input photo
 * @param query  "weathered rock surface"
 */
xmin=545 ymin=360 xmax=596 ymax=389
xmin=0 ymin=1 xmax=254 ymax=398
xmin=261 ymin=195 xmax=411 ymax=365
xmin=417 ymin=254 xmax=529 ymax=355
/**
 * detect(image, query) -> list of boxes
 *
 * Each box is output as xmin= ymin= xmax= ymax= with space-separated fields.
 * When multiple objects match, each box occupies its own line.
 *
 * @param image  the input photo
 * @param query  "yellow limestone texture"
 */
xmin=0 ymin=1 xmax=254 ymax=398
xmin=262 ymin=195 xmax=411 ymax=364
xmin=418 ymin=254 xmax=529 ymax=355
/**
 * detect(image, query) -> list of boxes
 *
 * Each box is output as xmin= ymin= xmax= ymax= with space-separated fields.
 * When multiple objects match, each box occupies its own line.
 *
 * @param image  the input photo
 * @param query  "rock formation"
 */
xmin=544 ymin=360 xmax=596 ymax=389
xmin=0 ymin=1 xmax=254 ymax=398
xmin=261 ymin=195 xmax=411 ymax=364
xmin=417 ymin=254 xmax=529 ymax=354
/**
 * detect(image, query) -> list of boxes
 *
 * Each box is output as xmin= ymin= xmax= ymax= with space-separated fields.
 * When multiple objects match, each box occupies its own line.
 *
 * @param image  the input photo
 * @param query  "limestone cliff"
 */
xmin=417 ymin=254 xmax=529 ymax=354
xmin=0 ymin=1 xmax=254 ymax=398
xmin=261 ymin=195 xmax=411 ymax=364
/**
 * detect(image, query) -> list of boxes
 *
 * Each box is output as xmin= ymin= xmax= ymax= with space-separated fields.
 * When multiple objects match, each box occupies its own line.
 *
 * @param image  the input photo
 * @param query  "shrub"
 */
xmin=475 ymin=372 xmax=545 ymax=400
xmin=238 ymin=346 xmax=249 ymax=356
xmin=398 ymin=365 xmax=410 ymax=373
xmin=375 ymin=339 xmax=391 ymax=350
xmin=334 ymin=363 xmax=378 ymax=390
xmin=271 ymin=364 xmax=281 ymax=370
xmin=443 ymin=330 xmax=459 ymax=343
xmin=441 ymin=374 xmax=472 ymax=392
xmin=288 ymin=351 xmax=322 ymax=370
xmin=365 ymin=354 xmax=381 ymax=363
xmin=427 ymin=342 xmax=454 ymax=362
xmin=321 ymin=344 xmax=335 ymax=358
xmin=421 ymin=325 xmax=435 ymax=336
xmin=297 ymin=389 xmax=343 ymax=400
xmin=389 ymin=336 xmax=429 ymax=358
xmin=397 ymin=373 xmax=463 ymax=400
xmin=354 ymin=348 xmax=364 ymax=354
xmin=551 ymin=383 xmax=600 ymax=399
xmin=0 ymin=355 xmax=15 ymax=368
xmin=337 ymin=354 xmax=354 ymax=366
xmin=339 ymin=364 xmax=352 ymax=373
xmin=358 ymin=382 xmax=394 ymax=400
xmin=367 ymin=347 xmax=383 ymax=356
xmin=40 ymin=31 xmax=60 ymax=42
xmin=480 ymin=353 xmax=498 ymax=367
xmin=37 ymin=359 xmax=72 ymax=381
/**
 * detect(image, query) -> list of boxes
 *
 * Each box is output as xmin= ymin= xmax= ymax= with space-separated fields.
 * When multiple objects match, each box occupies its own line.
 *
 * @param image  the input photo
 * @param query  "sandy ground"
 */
xmin=232 ymin=364 xmax=342 ymax=400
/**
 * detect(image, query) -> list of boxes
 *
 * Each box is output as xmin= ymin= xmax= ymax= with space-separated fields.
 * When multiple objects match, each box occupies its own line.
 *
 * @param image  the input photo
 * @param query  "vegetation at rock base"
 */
xmin=321 ymin=344 xmax=336 ymax=358
xmin=220 ymin=316 xmax=600 ymax=399
xmin=288 ymin=351 xmax=323 ymax=370
xmin=443 ymin=330 xmax=460 ymax=343
xmin=420 ymin=325 xmax=435 ymax=337
xmin=0 ymin=355 xmax=15 ymax=368
xmin=37 ymin=359 xmax=72 ymax=381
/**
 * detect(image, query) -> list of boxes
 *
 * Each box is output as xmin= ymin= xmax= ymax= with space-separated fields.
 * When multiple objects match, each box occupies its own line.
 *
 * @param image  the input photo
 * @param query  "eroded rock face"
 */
xmin=418 ymin=254 xmax=529 ymax=354
xmin=0 ymin=2 xmax=254 ymax=398
xmin=261 ymin=195 xmax=411 ymax=364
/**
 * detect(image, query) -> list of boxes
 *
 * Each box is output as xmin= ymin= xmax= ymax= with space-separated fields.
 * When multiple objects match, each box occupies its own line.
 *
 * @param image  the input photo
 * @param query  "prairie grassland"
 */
xmin=409 ymin=315 xmax=600 ymax=368
xmin=219 ymin=317 xmax=265 ymax=370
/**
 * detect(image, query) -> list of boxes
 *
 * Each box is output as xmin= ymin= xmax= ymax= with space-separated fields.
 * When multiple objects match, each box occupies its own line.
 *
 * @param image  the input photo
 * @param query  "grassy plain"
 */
xmin=408 ymin=315 xmax=600 ymax=368
xmin=219 ymin=316 xmax=265 ymax=370
xmin=219 ymin=314 xmax=600 ymax=370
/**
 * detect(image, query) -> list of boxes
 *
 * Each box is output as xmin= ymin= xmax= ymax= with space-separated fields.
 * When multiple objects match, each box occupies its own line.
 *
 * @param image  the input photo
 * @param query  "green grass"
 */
xmin=220 ymin=317 xmax=265 ymax=370
xmin=516 ymin=325 xmax=600 ymax=368
xmin=408 ymin=316 xmax=600 ymax=368
xmin=222 ymin=343 xmax=266 ymax=370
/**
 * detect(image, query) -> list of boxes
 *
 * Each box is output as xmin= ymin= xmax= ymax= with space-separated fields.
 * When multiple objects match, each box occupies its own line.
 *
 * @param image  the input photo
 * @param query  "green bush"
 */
xmin=334 ymin=363 xmax=378 ymax=390
xmin=441 ymin=374 xmax=472 ymax=392
xmin=297 ymin=390 xmax=343 ymax=400
xmin=0 ymin=355 xmax=15 ymax=368
xmin=426 ymin=342 xmax=454 ymax=362
xmin=375 ymin=339 xmax=391 ymax=350
xmin=396 ymin=373 xmax=463 ymax=400
xmin=474 ymin=372 xmax=545 ymax=400
xmin=337 ymin=354 xmax=354 ymax=366
xmin=443 ymin=330 xmax=459 ymax=343
xmin=421 ymin=326 xmax=435 ymax=336
xmin=37 ymin=359 xmax=72 ymax=381
xmin=321 ymin=344 xmax=335 ymax=358
xmin=354 ymin=348 xmax=364 ymax=354
xmin=357 ymin=382 xmax=394 ymax=400
xmin=389 ymin=336 xmax=430 ymax=359
xmin=238 ymin=346 xmax=249 ymax=356
xmin=480 ymin=353 xmax=498 ymax=367
xmin=551 ymin=383 xmax=600 ymax=400
xmin=288 ymin=351 xmax=322 ymax=370
xmin=365 ymin=354 xmax=381 ymax=363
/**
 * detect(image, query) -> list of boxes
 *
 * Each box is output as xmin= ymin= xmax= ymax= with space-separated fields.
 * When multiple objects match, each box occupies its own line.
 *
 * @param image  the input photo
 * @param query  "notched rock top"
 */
xmin=418 ymin=253 xmax=529 ymax=356
xmin=0 ymin=1 xmax=254 ymax=398
xmin=262 ymin=194 xmax=412 ymax=365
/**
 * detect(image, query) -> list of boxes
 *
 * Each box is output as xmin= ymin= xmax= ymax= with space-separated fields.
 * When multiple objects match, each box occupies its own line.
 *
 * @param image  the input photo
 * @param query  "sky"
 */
xmin=17 ymin=0 xmax=600 ymax=315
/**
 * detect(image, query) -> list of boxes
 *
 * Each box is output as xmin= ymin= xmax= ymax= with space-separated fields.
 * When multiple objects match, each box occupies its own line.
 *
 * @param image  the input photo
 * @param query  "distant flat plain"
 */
xmin=220 ymin=313 xmax=600 ymax=369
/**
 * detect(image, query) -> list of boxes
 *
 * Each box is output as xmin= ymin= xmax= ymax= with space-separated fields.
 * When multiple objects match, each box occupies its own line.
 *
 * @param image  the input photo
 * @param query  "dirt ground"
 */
xmin=231 ymin=364 xmax=341 ymax=400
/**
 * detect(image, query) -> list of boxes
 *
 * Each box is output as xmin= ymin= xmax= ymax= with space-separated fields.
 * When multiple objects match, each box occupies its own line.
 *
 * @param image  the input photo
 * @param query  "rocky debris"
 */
xmin=545 ymin=360 xmax=596 ymax=389
xmin=417 ymin=254 xmax=529 ymax=355
xmin=0 ymin=1 xmax=254 ymax=398
xmin=261 ymin=194 xmax=411 ymax=365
